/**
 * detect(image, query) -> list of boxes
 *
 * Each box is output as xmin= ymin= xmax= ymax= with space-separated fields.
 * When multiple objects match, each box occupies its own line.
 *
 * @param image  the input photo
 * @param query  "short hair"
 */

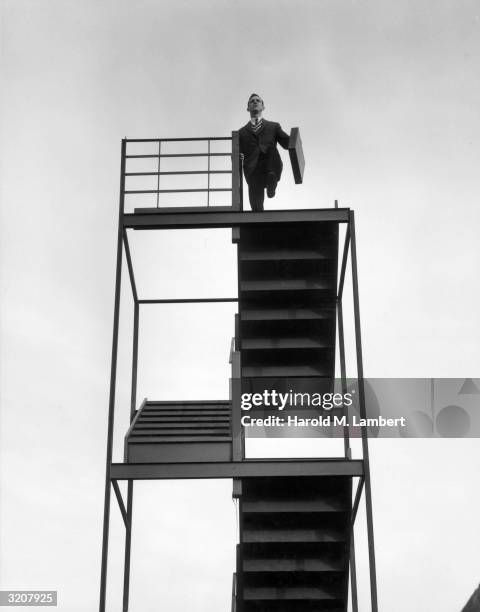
xmin=247 ymin=93 xmax=263 ymax=105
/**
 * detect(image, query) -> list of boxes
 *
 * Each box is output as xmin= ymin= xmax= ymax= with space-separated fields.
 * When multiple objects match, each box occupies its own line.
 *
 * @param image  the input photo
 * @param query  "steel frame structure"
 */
xmin=99 ymin=138 xmax=379 ymax=612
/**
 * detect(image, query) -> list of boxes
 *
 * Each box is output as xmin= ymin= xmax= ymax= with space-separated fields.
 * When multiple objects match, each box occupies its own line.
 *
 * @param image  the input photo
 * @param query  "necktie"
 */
xmin=252 ymin=118 xmax=262 ymax=133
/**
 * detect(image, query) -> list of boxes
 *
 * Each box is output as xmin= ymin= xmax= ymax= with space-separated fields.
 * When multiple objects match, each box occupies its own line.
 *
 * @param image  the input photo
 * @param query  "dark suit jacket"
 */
xmin=239 ymin=119 xmax=290 ymax=181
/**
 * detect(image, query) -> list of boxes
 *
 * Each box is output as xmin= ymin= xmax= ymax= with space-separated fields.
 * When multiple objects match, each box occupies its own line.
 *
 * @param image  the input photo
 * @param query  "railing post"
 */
xmin=231 ymin=131 xmax=242 ymax=211
xmin=99 ymin=138 xmax=126 ymax=612
xmin=350 ymin=210 xmax=379 ymax=612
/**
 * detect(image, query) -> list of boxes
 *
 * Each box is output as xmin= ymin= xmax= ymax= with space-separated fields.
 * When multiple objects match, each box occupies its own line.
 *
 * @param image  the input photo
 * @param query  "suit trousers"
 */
xmin=246 ymin=150 xmax=280 ymax=212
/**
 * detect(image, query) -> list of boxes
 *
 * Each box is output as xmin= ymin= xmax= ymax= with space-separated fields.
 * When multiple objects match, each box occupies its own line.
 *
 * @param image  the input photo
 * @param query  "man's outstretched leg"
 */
xmin=266 ymin=171 xmax=277 ymax=198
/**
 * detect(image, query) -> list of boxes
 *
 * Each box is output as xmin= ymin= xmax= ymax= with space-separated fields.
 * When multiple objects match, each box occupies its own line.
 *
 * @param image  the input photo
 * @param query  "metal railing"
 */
xmin=122 ymin=134 xmax=242 ymax=211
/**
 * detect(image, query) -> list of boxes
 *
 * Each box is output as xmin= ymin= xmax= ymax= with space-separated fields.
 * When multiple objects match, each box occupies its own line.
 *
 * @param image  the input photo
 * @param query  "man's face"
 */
xmin=248 ymin=95 xmax=264 ymax=114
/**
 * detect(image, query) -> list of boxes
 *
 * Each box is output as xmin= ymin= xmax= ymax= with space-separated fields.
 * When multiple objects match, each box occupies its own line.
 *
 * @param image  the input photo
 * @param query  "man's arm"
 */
xmin=275 ymin=123 xmax=290 ymax=150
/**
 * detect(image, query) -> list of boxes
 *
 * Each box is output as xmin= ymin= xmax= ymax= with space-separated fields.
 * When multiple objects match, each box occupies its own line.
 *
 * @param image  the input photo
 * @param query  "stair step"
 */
xmin=128 ymin=435 xmax=232 ymax=443
xmin=243 ymin=604 xmax=344 ymax=612
xmin=241 ymin=279 xmax=331 ymax=292
xmin=141 ymin=410 xmax=230 ymax=417
xmin=243 ymin=529 xmax=346 ymax=543
xmin=242 ymin=498 xmax=349 ymax=513
xmin=240 ymin=248 xmax=332 ymax=261
xmin=131 ymin=426 xmax=230 ymax=435
xmin=135 ymin=421 xmax=229 ymax=429
xmin=145 ymin=401 xmax=230 ymax=408
xmin=243 ymin=586 xmax=342 ymax=601
xmin=241 ymin=337 xmax=330 ymax=350
xmin=138 ymin=415 xmax=231 ymax=423
xmin=242 ymin=365 xmax=330 ymax=377
xmin=241 ymin=308 xmax=333 ymax=321
xmin=243 ymin=558 xmax=345 ymax=572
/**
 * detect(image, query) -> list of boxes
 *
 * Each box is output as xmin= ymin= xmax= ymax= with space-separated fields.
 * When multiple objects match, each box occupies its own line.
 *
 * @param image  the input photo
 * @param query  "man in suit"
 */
xmin=239 ymin=93 xmax=290 ymax=211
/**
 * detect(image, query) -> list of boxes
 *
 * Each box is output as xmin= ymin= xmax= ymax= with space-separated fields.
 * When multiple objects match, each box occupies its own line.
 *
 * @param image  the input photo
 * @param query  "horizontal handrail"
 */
xmin=125 ymin=188 xmax=231 ymax=194
xmin=124 ymin=398 xmax=147 ymax=440
xmin=126 ymin=152 xmax=231 ymax=159
xmin=125 ymin=170 xmax=232 ymax=176
xmin=126 ymin=137 xmax=232 ymax=143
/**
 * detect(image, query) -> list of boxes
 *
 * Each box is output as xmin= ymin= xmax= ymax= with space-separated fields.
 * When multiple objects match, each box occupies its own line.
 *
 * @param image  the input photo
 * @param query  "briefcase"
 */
xmin=288 ymin=127 xmax=305 ymax=184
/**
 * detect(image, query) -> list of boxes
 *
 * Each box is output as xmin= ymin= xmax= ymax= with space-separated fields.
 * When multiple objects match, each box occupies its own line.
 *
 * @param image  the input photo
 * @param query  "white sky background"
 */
xmin=1 ymin=0 xmax=480 ymax=610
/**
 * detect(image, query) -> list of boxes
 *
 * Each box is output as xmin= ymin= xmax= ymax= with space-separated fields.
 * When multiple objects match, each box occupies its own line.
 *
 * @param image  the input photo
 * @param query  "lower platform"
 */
xmin=110 ymin=459 xmax=364 ymax=480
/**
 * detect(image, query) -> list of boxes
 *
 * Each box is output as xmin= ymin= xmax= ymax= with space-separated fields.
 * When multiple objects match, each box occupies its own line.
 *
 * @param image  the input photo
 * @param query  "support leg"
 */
xmin=123 ymin=480 xmax=134 ymax=612
xmin=99 ymin=139 xmax=126 ymax=612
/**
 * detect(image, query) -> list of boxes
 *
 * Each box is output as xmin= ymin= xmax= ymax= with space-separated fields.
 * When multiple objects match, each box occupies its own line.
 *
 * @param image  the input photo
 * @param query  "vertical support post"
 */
xmin=350 ymin=532 xmax=359 ymax=612
xmin=236 ymin=544 xmax=243 ymax=612
xmin=130 ymin=303 xmax=139 ymax=422
xmin=99 ymin=139 xmax=127 ymax=612
xmin=231 ymin=131 xmax=242 ymax=211
xmin=337 ymin=301 xmax=351 ymax=458
xmin=122 ymin=480 xmax=134 ymax=612
xmin=231 ymin=353 xmax=243 ymax=461
xmin=122 ymin=301 xmax=139 ymax=611
xmin=349 ymin=210 xmax=379 ymax=612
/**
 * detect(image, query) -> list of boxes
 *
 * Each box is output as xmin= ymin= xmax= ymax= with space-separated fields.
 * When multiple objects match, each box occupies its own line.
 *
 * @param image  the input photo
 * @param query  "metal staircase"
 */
xmin=236 ymin=476 xmax=352 ymax=612
xmin=233 ymin=222 xmax=351 ymax=611
xmin=238 ymin=222 xmax=338 ymax=382
xmin=99 ymin=134 xmax=378 ymax=612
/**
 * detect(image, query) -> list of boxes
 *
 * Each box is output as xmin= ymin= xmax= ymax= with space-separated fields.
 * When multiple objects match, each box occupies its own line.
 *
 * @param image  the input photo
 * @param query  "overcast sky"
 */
xmin=1 ymin=1 xmax=480 ymax=611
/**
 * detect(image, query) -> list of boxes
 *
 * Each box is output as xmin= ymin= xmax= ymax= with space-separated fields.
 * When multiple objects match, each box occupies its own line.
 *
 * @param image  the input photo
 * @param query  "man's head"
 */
xmin=247 ymin=93 xmax=265 ymax=116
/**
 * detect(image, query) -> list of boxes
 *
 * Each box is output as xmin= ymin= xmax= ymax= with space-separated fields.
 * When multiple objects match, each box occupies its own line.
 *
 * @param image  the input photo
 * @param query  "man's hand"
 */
xmin=240 ymin=153 xmax=244 ymax=161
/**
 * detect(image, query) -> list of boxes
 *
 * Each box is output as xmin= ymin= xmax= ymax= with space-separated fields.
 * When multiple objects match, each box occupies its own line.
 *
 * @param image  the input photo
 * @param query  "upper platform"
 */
xmin=123 ymin=207 xmax=351 ymax=230
xmin=119 ymin=134 xmax=350 ymax=229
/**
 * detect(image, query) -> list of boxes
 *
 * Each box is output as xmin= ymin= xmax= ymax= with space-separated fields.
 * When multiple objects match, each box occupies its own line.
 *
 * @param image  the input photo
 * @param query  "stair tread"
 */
xmin=241 ymin=279 xmax=331 ymax=291
xmin=243 ymin=559 xmax=345 ymax=572
xmin=240 ymin=248 xmax=332 ymax=261
xmin=141 ymin=410 xmax=230 ymax=416
xmin=138 ymin=415 xmax=231 ymax=422
xmin=242 ymin=337 xmax=331 ymax=349
xmin=145 ymin=401 xmax=230 ymax=407
xmin=242 ymin=499 xmax=349 ymax=513
xmin=242 ymin=365 xmax=330 ymax=377
xmin=134 ymin=422 xmax=229 ymax=429
xmin=241 ymin=308 xmax=333 ymax=321
xmin=243 ymin=586 xmax=342 ymax=600
xmin=128 ymin=435 xmax=232 ymax=443
xmin=243 ymin=530 xmax=346 ymax=543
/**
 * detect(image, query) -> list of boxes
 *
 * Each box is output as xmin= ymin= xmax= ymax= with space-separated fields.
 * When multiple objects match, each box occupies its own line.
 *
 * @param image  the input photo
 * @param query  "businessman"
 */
xmin=239 ymin=93 xmax=290 ymax=211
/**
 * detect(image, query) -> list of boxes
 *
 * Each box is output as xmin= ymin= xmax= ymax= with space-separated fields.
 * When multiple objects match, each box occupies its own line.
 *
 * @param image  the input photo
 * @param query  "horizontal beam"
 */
xmin=124 ymin=208 xmax=350 ymax=230
xmin=110 ymin=459 xmax=364 ymax=480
